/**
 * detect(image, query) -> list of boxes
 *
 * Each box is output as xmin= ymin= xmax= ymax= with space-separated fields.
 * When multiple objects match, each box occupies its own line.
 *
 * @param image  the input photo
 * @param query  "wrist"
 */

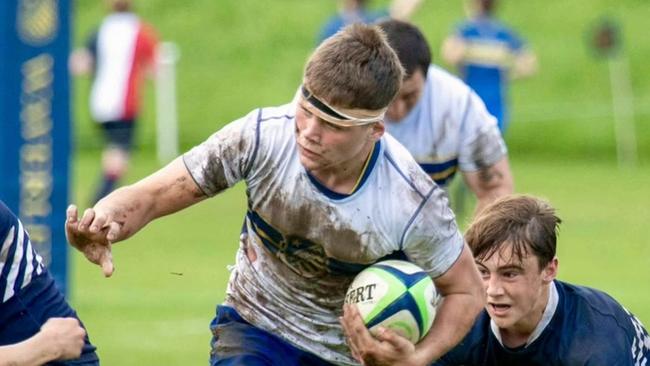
xmin=30 ymin=331 xmax=61 ymax=363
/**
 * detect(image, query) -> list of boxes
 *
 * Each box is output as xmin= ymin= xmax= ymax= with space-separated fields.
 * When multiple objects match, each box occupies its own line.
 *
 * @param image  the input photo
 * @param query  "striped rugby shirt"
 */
xmin=0 ymin=201 xmax=45 ymax=304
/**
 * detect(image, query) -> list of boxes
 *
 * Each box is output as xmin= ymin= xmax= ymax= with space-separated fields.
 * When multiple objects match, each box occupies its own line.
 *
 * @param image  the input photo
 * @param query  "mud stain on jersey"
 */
xmin=202 ymin=151 xmax=229 ymax=194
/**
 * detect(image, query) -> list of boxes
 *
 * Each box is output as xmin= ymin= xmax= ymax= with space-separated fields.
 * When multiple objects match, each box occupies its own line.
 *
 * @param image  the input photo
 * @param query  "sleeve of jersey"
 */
xmin=182 ymin=112 xmax=258 ymax=197
xmin=506 ymin=28 xmax=526 ymax=52
xmin=458 ymin=90 xmax=508 ymax=172
xmin=588 ymin=309 xmax=650 ymax=365
xmin=401 ymin=187 xmax=464 ymax=279
xmin=0 ymin=202 xmax=15 ymax=248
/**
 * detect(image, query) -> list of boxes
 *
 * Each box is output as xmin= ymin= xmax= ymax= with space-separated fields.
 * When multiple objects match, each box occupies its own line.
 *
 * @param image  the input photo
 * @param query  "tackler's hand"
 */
xmin=65 ymin=204 xmax=120 ymax=277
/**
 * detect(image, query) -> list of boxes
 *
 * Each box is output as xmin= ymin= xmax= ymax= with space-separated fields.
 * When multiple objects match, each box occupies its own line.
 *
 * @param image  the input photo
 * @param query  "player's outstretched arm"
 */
xmin=66 ymin=157 xmax=207 ymax=276
xmin=0 ymin=318 xmax=86 ymax=366
xmin=463 ymin=157 xmax=514 ymax=217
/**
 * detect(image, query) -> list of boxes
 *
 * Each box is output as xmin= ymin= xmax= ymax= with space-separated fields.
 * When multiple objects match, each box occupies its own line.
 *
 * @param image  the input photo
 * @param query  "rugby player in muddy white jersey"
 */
xmin=65 ymin=24 xmax=484 ymax=366
xmin=379 ymin=20 xmax=513 ymax=215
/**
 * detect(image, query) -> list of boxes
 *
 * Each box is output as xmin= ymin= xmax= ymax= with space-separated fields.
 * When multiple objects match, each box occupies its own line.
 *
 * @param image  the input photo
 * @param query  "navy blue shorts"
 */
xmin=0 ymin=272 xmax=99 ymax=365
xmin=100 ymin=119 xmax=135 ymax=151
xmin=209 ymin=305 xmax=334 ymax=366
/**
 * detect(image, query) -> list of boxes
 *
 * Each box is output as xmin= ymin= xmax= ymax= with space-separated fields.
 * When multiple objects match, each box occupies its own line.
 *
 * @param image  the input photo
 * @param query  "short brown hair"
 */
xmin=304 ymin=23 xmax=404 ymax=110
xmin=465 ymin=195 xmax=561 ymax=270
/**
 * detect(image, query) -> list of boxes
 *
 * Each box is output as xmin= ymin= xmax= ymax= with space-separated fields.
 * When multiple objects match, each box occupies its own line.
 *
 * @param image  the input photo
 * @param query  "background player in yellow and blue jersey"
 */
xmin=442 ymin=0 xmax=537 ymax=133
xmin=435 ymin=195 xmax=650 ymax=366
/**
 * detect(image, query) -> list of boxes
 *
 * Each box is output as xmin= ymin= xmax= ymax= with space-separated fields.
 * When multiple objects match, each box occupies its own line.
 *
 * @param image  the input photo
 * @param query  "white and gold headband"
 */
xmin=300 ymin=84 xmax=387 ymax=127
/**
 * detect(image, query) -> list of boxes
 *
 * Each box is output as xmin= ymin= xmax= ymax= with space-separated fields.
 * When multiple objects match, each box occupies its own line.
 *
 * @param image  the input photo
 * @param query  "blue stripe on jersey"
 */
xmin=243 ymin=109 xmax=263 ymax=178
xmin=306 ymin=140 xmax=381 ymax=200
xmin=419 ymin=158 xmax=459 ymax=186
xmin=399 ymin=186 xmax=438 ymax=250
xmin=246 ymin=210 xmax=367 ymax=275
xmin=384 ymin=152 xmax=425 ymax=199
xmin=244 ymin=109 xmax=296 ymax=178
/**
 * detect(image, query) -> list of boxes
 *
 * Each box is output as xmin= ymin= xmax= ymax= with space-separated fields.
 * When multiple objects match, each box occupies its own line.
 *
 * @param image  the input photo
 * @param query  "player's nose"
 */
xmin=301 ymin=115 xmax=323 ymax=143
xmin=485 ymin=276 xmax=505 ymax=297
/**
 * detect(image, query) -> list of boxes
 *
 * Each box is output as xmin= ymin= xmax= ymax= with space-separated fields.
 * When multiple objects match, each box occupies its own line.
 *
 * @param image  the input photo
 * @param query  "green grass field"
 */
xmin=68 ymin=0 xmax=650 ymax=364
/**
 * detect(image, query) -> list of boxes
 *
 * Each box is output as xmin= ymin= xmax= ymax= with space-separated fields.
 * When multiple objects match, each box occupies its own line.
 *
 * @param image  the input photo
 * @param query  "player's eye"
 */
xmin=324 ymin=121 xmax=343 ymax=131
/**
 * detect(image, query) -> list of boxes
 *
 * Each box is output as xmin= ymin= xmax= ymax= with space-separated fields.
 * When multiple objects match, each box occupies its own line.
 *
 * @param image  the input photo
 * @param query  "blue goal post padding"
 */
xmin=0 ymin=0 xmax=72 ymax=296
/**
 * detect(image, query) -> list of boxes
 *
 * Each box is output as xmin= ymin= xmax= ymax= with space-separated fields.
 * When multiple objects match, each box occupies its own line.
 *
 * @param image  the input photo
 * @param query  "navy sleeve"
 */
xmin=0 ymin=201 xmax=17 ymax=244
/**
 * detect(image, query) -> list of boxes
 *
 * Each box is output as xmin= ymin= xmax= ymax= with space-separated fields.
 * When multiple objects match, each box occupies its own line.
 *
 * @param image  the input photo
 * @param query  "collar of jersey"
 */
xmin=306 ymin=140 xmax=381 ymax=200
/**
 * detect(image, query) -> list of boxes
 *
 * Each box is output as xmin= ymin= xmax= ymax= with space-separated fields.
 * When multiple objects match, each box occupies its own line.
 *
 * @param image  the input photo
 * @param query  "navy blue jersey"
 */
xmin=0 ymin=200 xmax=45 ymax=303
xmin=0 ymin=200 xmax=99 ymax=364
xmin=435 ymin=280 xmax=650 ymax=366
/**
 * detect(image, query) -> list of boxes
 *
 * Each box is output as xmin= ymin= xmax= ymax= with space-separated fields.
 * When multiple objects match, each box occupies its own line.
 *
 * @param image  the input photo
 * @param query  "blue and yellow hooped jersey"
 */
xmin=453 ymin=16 xmax=527 ymax=127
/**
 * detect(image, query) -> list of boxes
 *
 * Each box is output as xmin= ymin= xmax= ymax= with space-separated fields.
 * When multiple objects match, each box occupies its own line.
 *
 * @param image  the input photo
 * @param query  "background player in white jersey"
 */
xmin=70 ymin=0 xmax=158 ymax=204
xmin=65 ymin=24 xmax=484 ymax=365
xmin=435 ymin=195 xmax=650 ymax=365
xmin=378 ymin=20 xmax=513 ymax=216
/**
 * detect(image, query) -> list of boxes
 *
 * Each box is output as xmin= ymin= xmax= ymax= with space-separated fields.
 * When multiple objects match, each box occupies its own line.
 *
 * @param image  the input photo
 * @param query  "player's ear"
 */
xmin=369 ymin=122 xmax=385 ymax=141
xmin=541 ymin=256 xmax=558 ymax=283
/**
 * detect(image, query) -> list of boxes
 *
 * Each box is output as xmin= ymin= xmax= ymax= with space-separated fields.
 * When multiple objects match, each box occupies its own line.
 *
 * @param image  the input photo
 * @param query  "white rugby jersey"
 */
xmin=0 ymin=201 xmax=45 ymax=304
xmin=183 ymin=102 xmax=464 ymax=365
xmin=385 ymin=65 xmax=507 ymax=187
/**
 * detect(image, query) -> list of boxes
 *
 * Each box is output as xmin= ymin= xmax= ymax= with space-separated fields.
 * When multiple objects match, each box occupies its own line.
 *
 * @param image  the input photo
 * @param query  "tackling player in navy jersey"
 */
xmin=0 ymin=201 xmax=98 ymax=365
xmin=434 ymin=195 xmax=650 ymax=366
xmin=378 ymin=20 xmax=513 ymax=216
xmin=65 ymin=24 xmax=484 ymax=365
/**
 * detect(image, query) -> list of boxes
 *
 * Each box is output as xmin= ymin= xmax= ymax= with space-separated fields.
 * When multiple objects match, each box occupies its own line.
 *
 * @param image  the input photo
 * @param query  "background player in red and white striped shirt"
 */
xmin=71 ymin=0 xmax=158 ymax=204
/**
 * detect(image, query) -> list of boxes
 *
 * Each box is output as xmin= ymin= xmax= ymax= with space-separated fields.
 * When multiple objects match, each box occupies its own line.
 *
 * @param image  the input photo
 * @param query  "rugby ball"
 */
xmin=344 ymin=260 xmax=437 ymax=344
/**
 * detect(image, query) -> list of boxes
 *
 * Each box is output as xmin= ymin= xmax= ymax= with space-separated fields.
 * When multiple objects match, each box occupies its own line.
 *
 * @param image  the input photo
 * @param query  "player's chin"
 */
xmin=298 ymin=153 xmax=323 ymax=171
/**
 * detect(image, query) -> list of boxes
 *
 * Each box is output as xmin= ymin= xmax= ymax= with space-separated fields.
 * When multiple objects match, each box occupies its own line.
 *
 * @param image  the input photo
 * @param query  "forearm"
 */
xmin=464 ymin=157 xmax=514 ymax=217
xmin=0 ymin=336 xmax=56 ymax=366
xmin=414 ymin=292 xmax=482 ymax=363
xmin=94 ymin=158 xmax=206 ymax=242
